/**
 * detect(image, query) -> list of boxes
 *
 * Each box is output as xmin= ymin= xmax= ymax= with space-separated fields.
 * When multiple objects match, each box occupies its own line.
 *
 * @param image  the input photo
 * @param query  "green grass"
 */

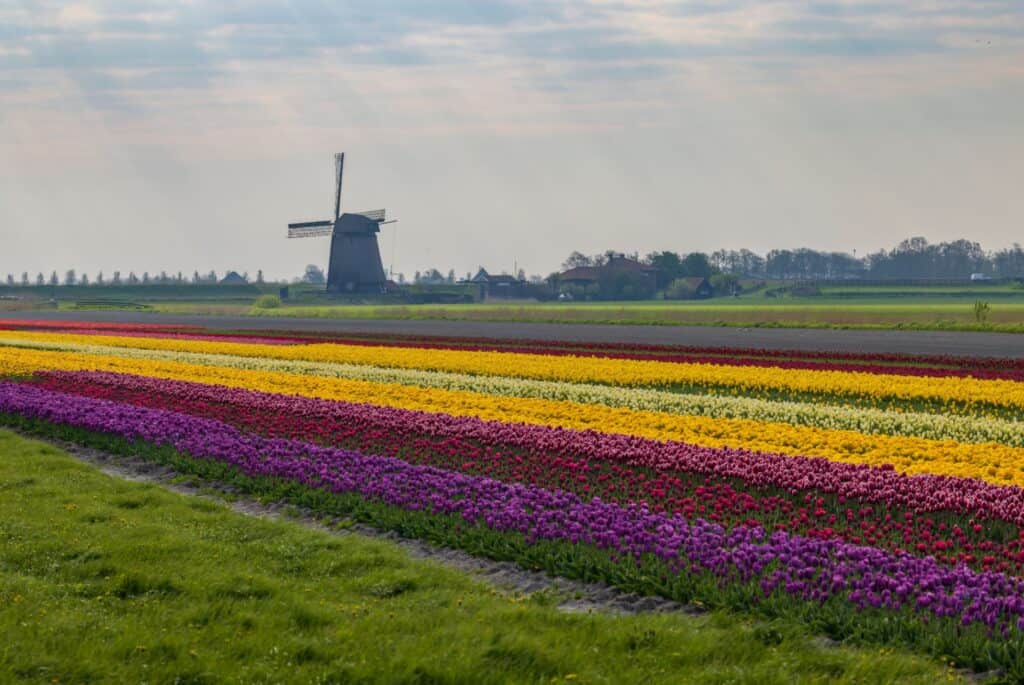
xmin=0 ymin=430 xmax=963 ymax=684
xmin=233 ymin=298 xmax=1024 ymax=332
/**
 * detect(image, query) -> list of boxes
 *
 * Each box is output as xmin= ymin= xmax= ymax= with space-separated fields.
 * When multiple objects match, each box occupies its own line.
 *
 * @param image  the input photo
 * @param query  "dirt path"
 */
xmin=7 ymin=309 xmax=1024 ymax=358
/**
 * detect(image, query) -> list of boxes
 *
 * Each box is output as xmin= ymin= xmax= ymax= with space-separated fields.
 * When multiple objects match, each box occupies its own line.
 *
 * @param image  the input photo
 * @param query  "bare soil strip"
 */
xmin=5 ymin=310 xmax=1024 ymax=357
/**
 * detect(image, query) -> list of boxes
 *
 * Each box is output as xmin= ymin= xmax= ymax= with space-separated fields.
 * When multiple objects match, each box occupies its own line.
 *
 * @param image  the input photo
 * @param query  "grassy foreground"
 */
xmin=0 ymin=431 xmax=961 ymax=684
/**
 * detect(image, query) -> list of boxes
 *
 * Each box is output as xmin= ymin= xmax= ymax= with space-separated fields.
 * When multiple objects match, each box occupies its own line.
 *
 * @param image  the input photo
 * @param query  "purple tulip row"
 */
xmin=3 ymin=378 xmax=1024 ymax=632
xmin=31 ymin=369 xmax=1024 ymax=528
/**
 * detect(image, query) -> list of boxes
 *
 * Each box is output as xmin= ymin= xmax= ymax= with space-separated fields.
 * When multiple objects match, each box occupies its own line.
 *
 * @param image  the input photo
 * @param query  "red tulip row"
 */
xmin=0 ymin=319 xmax=199 ymax=333
xmin=26 ymin=369 xmax=1024 ymax=575
xmin=221 ymin=328 xmax=1024 ymax=371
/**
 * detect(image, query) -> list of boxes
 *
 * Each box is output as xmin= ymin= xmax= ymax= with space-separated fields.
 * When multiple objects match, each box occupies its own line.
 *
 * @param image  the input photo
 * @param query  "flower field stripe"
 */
xmin=8 ymin=334 xmax=1024 ymax=447
xmin=12 ymin=319 xmax=1021 ymax=375
xmin=7 ymin=323 xmax=1022 ymax=380
xmin=31 ymin=368 xmax=1024 ymax=574
xmin=5 ymin=343 xmax=1024 ymax=487
xmin=6 ymin=380 xmax=1024 ymax=637
xmin=4 ymin=330 xmax=1024 ymax=412
xmin=23 ymin=369 xmax=1024 ymax=540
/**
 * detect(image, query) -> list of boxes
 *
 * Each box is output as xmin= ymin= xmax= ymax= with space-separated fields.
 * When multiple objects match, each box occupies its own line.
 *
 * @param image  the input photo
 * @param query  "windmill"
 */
xmin=288 ymin=153 xmax=396 ymax=293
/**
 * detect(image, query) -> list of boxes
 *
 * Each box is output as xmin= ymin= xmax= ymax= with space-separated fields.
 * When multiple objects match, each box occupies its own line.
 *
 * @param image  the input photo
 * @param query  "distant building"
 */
xmin=671 ymin=276 xmax=713 ymax=299
xmin=553 ymin=254 xmax=658 ymax=299
xmin=467 ymin=268 xmax=527 ymax=299
xmin=219 ymin=271 xmax=248 ymax=285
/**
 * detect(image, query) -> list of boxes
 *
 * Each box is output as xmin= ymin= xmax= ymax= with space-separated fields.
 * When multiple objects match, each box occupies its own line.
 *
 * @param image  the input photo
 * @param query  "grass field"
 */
xmin=238 ymin=298 xmax=1024 ymax=332
xmin=6 ymin=282 xmax=1024 ymax=332
xmin=0 ymin=430 xmax=961 ymax=684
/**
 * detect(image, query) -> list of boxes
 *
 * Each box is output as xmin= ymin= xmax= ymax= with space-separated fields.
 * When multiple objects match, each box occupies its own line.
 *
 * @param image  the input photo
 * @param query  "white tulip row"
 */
xmin=4 ymin=335 xmax=1023 ymax=447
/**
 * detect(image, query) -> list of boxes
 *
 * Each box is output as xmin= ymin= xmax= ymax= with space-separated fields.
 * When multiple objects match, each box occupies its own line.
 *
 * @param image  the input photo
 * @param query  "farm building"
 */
xmin=468 ymin=268 xmax=528 ymax=299
xmin=668 ymin=276 xmax=713 ymax=299
xmin=553 ymin=254 xmax=659 ymax=299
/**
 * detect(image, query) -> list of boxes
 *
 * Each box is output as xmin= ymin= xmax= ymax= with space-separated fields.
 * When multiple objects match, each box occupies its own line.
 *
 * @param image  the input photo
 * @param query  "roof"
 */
xmin=558 ymin=266 xmax=602 ymax=282
xmin=558 ymin=256 xmax=658 ymax=282
xmin=219 ymin=271 xmax=248 ymax=285
xmin=676 ymin=276 xmax=711 ymax=289
xmin=472 ymin=268 xmax=523 ymax=284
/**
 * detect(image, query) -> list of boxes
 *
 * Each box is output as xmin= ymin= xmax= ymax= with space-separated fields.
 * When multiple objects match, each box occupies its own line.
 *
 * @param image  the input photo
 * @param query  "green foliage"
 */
xmin=0 ymin=430 xmax=958 ymax=684
xmin=664 ymin=278 xmax=699 ymax=300
xmin=253 ymin=294 xmax=282 ymax=309
xmin=709 ymin=273 xmax=740 ymax=295
xmin=974 ymin=300 xmax=991 ymax=323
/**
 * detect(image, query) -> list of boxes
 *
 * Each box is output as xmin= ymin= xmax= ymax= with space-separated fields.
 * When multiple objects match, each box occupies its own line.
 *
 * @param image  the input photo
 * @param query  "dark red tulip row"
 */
xmin=4 ymin=319 xmax=1024 ymax=380
xmin=218 ymin=328 xmax=1024 ymax=371
xmin=26 ymin=369 xmax=1024 ymax=575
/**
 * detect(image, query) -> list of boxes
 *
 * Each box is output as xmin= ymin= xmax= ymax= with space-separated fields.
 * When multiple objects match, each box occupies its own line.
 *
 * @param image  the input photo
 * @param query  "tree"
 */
xmin=446 ymin=269 xmax=456 ymax=284
xmin=710 ymin=273 xmax=740 ymax=295
xmin=397 ymin=272 xmax=406 ymax=284
xmin=64 ymin=269 xmax=77 ymax=286
xmin=142 ymin=272 xmax=150 ymax=284
xmin=561 ymin=251 xmax=595 ymax=270
xmin=112 ymin=271 xmax=122 ymax=285
xmin=36 ymin=273 xmax=45 ymax=286
xmin=80 ymin=273 xmax=90 ymax=286
xmin=96 ymin=271 xmax=104 ymax=285
xmin=645 ymin=251 xmax=684 ymax=289
xmin=993 ymin=244 xmax=1024 ymax=278
xmin=5 ymin=274 xmax=13 ymax=286
xmin=680 ymin=252 xmax=714 ymax=279
xmin=711 ymin=249 xmax=766 ymax=276
xmin=303 ymin=264 xmax=325 ymax=284
xmin=665 ymin=278 xmax=700 ymax=300
xmin=517 ymin=269 xmax=526 ymax=281
xmin=128 ymin=271 xmax=139 ymax=284
xmin=256 ymin=269 xmax=264 ymax=284
xmin=206 ymin=270 xmax=217 ymax=284
xmin=20 ymin=272 xmax=28 ymax=286
xmin=49 ymin=271 xmax=59 ymax=286
xmin=176 ymin=271 xmax=184 ymax=283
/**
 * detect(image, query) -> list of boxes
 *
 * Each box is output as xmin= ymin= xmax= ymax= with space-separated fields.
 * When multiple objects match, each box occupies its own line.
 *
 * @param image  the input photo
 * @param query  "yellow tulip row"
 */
xmin=3 ymin=344 xmax=1023 ymax=488
xmin=2 ymin=330 xmax=1023 ymax=412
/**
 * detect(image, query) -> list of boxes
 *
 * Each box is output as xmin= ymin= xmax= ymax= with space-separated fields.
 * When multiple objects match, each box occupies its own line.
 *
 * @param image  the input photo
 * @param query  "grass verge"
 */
xmin=239 ymin=301 xmax=1024 ymax=333
xmin=0 ymin=429 xmax=966 ymax=684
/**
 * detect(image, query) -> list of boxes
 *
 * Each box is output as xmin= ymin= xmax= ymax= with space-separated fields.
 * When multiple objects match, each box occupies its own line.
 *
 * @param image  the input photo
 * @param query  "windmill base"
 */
xmin=326 ymin=232 xmax=388 ymax=293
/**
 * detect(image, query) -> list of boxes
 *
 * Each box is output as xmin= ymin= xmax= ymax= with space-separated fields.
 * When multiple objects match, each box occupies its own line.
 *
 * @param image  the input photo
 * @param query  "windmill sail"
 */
xmin=288 ymin=221 xmax=334 ymax=239
xmin=334 ymin=153 xmax=345 ymax=220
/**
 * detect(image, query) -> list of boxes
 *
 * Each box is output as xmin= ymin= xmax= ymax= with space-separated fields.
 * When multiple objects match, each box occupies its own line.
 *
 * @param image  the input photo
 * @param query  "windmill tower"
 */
xmin=288 ymin=153 xmax=395 ymax=293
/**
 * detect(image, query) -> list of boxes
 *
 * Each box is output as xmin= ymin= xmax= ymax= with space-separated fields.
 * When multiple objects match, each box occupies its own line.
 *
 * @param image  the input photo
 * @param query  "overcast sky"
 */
xmin=2 ymin=1 xmax=1022 ymax=281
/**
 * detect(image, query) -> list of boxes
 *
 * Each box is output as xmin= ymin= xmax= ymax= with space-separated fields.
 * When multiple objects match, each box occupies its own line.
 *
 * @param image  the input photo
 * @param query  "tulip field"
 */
xmin=2 ymin=319 xmax=1024 ymax=677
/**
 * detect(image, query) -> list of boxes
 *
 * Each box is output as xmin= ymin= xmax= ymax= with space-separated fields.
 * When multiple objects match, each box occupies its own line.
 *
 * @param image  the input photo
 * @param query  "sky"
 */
xmin=1 ymin=1 xmax=1023 ymax=281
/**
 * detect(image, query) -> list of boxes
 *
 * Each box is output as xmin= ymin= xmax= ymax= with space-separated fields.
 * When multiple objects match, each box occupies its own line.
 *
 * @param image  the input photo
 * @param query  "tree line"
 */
xmin=565 ymin=237 xmax=1024 ymax=283
xmin=2 ymin=270 xmax=267 ymax=287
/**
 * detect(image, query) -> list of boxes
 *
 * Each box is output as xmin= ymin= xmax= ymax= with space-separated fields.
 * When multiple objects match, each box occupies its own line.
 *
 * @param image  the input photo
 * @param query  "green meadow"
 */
xmin=0 ymin=430 xmax=962 ymax=684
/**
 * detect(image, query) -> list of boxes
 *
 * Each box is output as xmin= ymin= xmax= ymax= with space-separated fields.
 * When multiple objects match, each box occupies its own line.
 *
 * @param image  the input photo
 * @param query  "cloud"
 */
xmin=0 ymin=0 xmax=1021 ymax=143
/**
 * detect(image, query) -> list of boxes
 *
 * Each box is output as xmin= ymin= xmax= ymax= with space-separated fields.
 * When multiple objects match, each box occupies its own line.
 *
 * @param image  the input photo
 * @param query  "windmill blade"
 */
xmin=356 ymin=209 xmax=386 ymax=222
xmin=288 ymin=220 xmax=334 ymax=239
xmin=333 ymin=152 xmax=345 ymax=220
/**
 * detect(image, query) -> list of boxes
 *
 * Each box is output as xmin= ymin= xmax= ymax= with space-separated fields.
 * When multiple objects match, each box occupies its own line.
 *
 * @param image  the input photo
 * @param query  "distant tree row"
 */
xmin=563 ymin=237 xmax=1024 ymax=284
xmin=722 ymin=238 xmax=1024 ymax=280
xmin=2 ymin=269 xmax=267 ymax=286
